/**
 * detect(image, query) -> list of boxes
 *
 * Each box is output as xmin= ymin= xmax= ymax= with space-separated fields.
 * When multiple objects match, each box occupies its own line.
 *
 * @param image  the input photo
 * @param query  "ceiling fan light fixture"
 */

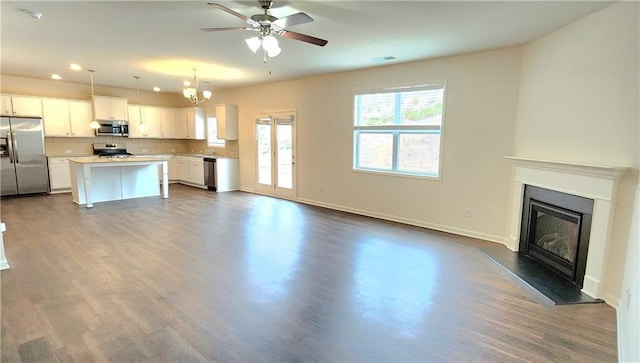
xmin=262 ymin=35 xmax=279 ymax=53
xmin=267 ymin=46 xmax=281 ymax=58
xmin=245 ymin=37 xmax=261 ymax=53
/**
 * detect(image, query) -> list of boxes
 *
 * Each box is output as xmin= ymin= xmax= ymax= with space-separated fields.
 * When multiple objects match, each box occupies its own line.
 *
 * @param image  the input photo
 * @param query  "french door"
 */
xmin=255 ymin=111 xmax=296 ymax=199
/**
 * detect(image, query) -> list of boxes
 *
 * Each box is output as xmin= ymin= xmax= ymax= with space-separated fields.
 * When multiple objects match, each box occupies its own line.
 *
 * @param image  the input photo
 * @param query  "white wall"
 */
xmin=212 ymin=47 xmax=522 ymax=243
xmin=620 ymin=184 xmax=639 ymax=362
xmin=513 ymin=2 xmax=639 ymax=360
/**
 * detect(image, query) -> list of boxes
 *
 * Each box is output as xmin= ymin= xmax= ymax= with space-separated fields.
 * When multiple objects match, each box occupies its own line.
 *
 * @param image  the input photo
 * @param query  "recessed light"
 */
xmin=153 ymin=87 xmax=160 ymax=92
xmin=21 ymin=9 xmax=43 ymax=20
xmin=69 ymin=63 xmax=82 ymax=71
xmin=371 ymin=56 xmax=396 ymax=62
xmin=183 ymin=81 xmax=191 ymax=87
xmin=51 ymin=74 xmax=62 ymax=80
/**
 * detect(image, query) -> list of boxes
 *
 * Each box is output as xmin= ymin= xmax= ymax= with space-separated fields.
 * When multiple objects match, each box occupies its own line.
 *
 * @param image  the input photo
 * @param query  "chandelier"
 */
xmin=183 ymin=69 xmax=212 ymax=104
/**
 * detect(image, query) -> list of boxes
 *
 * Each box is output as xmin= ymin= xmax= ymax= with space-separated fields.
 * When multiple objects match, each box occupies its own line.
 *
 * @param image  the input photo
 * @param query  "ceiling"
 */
xmin=1 ymin=1 xmax=612 ymax=95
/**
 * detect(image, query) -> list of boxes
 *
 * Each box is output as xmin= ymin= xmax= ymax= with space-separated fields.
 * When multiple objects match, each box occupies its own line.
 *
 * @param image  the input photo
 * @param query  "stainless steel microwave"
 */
xmin=96 ymin=120 xmax=128 ymax=137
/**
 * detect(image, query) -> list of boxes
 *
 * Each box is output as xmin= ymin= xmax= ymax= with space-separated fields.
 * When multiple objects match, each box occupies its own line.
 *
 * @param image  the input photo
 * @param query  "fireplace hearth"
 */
xmin=520 ymin=185 xmax=593 ymax=288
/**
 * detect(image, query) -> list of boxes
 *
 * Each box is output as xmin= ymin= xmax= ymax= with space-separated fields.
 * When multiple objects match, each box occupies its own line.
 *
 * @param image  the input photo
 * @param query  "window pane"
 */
xmin=357 ymin=133 xmax=393 ymax=170
xmin=207 ymin=117 xmax=225 ymax=146
xmin=399 ymin=89 xmax=444 ymax=126
xmin=356 ymin=93 xmax=396 ymax=126
xmin=257 ymin=124 xmax=272 ymax=185
xmin=398 ymin=133 xmax=440 ymax=175
xmin=276 ymin=124 xmax=293 ymax=189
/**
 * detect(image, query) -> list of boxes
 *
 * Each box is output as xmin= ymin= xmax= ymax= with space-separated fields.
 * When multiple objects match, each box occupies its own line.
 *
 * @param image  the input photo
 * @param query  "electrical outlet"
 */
xmin=626 ymin=289 xmax=632 ymax=309
xmin=142 ymin=149 xmax=148 ymax=153
xmin=64 ymin=149 xmax=72 ymax=154
xmin=170 ymin=149 xmax=176 ymax=152
xmin=464 ymin=208 xmax=471 ymax=217
xmin=320 ymin=186 xmax=324 ymax=193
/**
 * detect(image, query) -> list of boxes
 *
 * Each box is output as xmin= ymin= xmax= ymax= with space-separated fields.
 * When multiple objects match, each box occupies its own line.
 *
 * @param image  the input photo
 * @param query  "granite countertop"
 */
xmin=68 ymin=156 xmax=166 ymax=164
xmin=49 ymin=153 xmax=238 ymax=159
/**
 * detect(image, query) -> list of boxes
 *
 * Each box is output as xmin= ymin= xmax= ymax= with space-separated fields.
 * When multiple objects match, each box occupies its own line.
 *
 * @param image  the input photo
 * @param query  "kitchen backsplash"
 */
xmin=45 ymin=137 xmax=239 ymax=157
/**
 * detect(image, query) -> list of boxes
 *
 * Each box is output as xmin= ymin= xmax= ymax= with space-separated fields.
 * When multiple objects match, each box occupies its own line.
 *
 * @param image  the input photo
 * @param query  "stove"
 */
xmin=93 ymin=143 xmax=133 ymax=158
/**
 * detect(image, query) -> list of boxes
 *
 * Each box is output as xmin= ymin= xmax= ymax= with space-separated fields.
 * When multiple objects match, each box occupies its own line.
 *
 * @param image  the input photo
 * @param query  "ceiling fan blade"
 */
xmin=207 ymin=3 xmax=258 ymax=26
xmin=272 ymin=12 xmax=313 ymax=29
xmin=200 ymin=27 xmax=258 ymax=32
xmin=281 ymin=30 xmax=328 ymax=47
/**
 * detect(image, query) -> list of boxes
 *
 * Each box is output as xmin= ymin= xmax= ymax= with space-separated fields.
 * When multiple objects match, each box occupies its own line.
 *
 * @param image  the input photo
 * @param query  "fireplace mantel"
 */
xmin=505 ymin=156 xmax=629 ymax=302
xmin=505 ymin=156 xmax=628 ymax=180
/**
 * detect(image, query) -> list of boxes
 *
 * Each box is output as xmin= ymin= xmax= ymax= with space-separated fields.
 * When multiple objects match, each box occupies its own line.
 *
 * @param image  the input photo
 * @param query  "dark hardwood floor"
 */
xmin=1 ymin=184 xmax=617 ymax=362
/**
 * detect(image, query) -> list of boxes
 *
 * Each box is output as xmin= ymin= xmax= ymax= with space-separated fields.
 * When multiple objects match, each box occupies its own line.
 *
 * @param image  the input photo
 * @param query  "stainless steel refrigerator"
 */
xmin=1 ymin=117 xmax=49 ymax=196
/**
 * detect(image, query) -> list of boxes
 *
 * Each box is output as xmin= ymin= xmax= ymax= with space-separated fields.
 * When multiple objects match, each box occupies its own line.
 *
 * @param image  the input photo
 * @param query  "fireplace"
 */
xmin=519 ymin=185 xmax=593 ymax=287
xmin=506 ymin=156 xmax=627 ymax=301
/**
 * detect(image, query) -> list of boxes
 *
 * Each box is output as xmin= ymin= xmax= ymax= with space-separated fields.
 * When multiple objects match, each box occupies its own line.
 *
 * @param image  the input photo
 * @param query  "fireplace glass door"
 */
xmin=526 ymin=200 xmax=582 ymax=281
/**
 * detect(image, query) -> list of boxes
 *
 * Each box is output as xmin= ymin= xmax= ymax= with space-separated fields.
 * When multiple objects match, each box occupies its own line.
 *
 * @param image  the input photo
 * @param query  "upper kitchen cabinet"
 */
xmin=42 ymin=98 xmax=94 ymax=137
xmin=128 ymin=105 xmax=161 ymax=138
xmin=1 ymin=95 xmax=43 ymax=117
xmin=176 ymin=107 xmax=206 ymax=140
xmin=215 ymin=104 xmax=238 ymax=140
xmin=159 ymin=107 xmax=177 ymax=138
xmin=92 ymin=95 xmax=128 ymax=121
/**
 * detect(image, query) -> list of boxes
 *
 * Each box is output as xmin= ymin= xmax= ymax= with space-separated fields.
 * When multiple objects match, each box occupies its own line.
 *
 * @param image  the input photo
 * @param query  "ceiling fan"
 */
xmin=201 ymin=1 xmax=328 ymax=61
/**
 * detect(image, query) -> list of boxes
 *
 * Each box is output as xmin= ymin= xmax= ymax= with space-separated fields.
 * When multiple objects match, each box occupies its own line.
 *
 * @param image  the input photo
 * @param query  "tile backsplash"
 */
xmin=45 ymin=137 xmax=188 ymax=156
xmin=45 ymin=137 xmax=239 ymax=157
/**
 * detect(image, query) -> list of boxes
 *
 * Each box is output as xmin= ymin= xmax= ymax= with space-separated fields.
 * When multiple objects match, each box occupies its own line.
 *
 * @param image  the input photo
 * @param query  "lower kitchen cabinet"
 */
xmin=189 ymin=158 xmax=204 ymax=186
xmin=48 ymin=157 xmax=71 ymax=193
xmin=175 ymin=156 xmax=205 ymax=187
xmin=215 ymin=158 xmax=239 ymax=192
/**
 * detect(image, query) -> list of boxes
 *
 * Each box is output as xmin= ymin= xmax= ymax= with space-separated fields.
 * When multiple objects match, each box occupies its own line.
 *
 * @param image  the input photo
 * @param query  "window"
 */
xmin=207 ymin=116 xmax=225 ymax=147
xmin=353 ymin=83 xmax=445 ymax=178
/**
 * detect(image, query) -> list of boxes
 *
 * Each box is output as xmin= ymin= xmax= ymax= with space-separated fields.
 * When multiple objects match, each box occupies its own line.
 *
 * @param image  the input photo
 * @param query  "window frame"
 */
xmin=352 ymin=82 xmax=447 ymax=179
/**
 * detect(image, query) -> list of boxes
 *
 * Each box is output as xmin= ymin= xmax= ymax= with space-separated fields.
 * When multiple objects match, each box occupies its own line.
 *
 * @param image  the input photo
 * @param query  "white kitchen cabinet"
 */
xmin=159 ymin=108 xmax=177 ymax=138
xmin=215 ymin=158 xmax=240 ymax=192
xmin=127 ymin=105 xmax=143 ymax=137
xmin=215 ymin=104 xmax=238 ymax=140
xmin=68 ymin=101 xmax=95 ymax=137
xmin=168 ymin=155 xmax=178 ymax=180
xmin=1 ymin=95 xmax=43 ymax=117
xmin=48 ymin=157 xmax=71 ymax=193
xmin=176 ymin=107 xmax=206 ymax=140
xmin=175 ymin=155 xmax=205 ymax=187
xmin=43 ymin=98 xmax=94 ymax=137
xmin=128 ymin=105 xmax=161 ymax=138
xmin=175 ymin=109 xmax=188 ymax=139
xmin=42 ymin=98 xmax=70 ymax=136
xmin=189 ymin=158 xmax=204 ymax=186
xmin=176 ymin=156 xmax=190 ymax=182
xmin=141 ymin=106 xmax=162 ymax=138
xmin=92 ymin=95 xmax=128 ymax=121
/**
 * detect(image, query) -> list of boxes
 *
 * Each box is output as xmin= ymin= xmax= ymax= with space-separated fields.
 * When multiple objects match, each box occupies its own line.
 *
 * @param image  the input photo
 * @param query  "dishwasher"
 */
xmin=203 ymin=157 xmax=217 ymax=191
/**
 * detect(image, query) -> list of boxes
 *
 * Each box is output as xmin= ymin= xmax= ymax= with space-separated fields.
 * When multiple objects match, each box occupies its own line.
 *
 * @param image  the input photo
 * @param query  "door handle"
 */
xmin=6 ymin=131 xmax=14 ymax=163
xmin=12 ymin=132 xmax=19 ymax=163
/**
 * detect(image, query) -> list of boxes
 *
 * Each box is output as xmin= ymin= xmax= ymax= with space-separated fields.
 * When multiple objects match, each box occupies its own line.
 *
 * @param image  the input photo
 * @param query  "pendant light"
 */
xmin=134 ymin=76 xmax=146 ymax=131
xmin=88 ymin=69 xmax=100 ymax=129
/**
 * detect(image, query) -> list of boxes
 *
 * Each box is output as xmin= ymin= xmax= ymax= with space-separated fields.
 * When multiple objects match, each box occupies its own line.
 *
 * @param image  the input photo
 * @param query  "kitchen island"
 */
xmin=68 ymin=157 xmax=168 ymax=208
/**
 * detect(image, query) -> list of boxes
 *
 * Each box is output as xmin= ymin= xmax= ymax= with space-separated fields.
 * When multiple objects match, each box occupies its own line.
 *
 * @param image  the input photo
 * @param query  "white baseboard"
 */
xmin=295 ymin=197 xmax=507 ymax=245
xmin=602 ymin=292 xmax=619 ymax=309
xmin=0 ymin=259 xmax=9 ymax=270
